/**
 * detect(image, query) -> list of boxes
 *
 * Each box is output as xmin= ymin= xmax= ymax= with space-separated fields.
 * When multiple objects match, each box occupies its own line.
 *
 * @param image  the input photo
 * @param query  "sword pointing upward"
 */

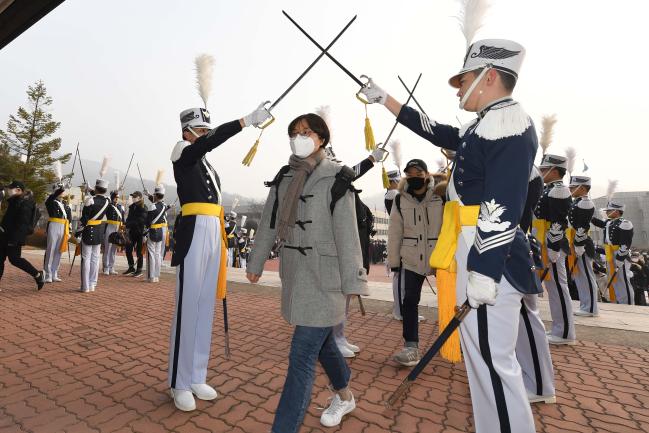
xmin=386 ymin=301 xmax=472 ymax=408
xmin=261 ymin=14 xmax=358 ymax=129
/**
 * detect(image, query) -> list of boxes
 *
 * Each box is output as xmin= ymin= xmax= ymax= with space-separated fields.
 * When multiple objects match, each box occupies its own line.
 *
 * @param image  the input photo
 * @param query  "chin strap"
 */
xmin=459 ymin=66 xmax=491 ymax=110
xmin=187 ymin=126 xmax=200 ymax=138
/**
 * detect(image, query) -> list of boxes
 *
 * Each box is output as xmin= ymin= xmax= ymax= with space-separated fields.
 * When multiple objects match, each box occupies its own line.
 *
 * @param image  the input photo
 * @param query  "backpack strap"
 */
xmin=330 ymin=165 xmax=358 ymax=215
xmin=395 ymin=193 xmax=402 ymax=217
xmin=266 ymin=165 xmax=291 ymax=229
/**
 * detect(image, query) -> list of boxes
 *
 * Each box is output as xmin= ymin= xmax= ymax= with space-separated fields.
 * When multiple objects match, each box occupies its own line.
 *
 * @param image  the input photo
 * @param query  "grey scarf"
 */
xmin=276 ymin=149 xmax=326 ymax=242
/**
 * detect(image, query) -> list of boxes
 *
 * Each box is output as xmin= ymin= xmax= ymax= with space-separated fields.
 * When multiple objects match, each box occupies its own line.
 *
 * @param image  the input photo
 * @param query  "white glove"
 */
xmin=574 ymin=246 xmax=585 ymax=257
xmin=466 ymin=271 xmax=497 ymax=309
xmin=83 ymin=195 xmax=94 ymax=207
xmin=547 ymin=248 xmax=560 ymax=264
xmin=370 ymin=147 xmax=388 ymax=162
xmin=242 ymin=101 xmax=272 ymax=127
xmin=359 ymin=78 xmax=387 ymax=105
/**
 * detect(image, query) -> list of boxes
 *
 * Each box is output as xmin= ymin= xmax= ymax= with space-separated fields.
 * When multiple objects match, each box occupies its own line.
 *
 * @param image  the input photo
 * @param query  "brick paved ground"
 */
xmin=1 ymin=258 xmax=649 ymax=433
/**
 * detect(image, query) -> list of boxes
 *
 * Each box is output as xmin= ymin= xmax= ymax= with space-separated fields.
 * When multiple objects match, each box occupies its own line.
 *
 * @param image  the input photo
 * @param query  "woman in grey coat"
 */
xmin=246 ymin=113 xmax=368 ymax=432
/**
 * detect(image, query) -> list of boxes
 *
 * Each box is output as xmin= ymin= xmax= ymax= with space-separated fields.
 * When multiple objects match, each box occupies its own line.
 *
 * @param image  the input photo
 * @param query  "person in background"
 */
xmin=124 ymin=191 xmax=147 ymax=277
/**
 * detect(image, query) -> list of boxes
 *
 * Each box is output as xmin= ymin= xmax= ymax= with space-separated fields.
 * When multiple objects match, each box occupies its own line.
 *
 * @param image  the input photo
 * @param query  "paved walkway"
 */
xmin=1 ymin=255 xmax=649 ymax=432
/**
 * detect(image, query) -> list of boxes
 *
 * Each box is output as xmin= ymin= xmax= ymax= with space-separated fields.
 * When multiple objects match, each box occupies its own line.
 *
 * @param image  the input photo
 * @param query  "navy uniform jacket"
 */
xmin=397 ymin=98 xmax=540 ymax=294
xmin=520 ymin=166 xmax=543 ymax=234
xmin=80 ymin=195 xmax=109 ymax=246
xmin=171 ymin=119 xmax=242 ymax=266
xmin=45 ymin=188 xmax=71 ymax=221
xmin=591 ymin=217 xmax=634 ymax=262
xmin=147 ymin=201 xmax=168 ymax=242
xmin=568 ymin=196 xmax=595 ymax=258
xmin=534 ymin=180 xmax=572 ymax=254
xmin=105 ymin=202 xmax=125 ymax=223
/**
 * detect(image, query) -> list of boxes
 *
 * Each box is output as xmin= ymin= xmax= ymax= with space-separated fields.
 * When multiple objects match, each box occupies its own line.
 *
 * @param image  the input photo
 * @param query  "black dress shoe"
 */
xmin=123 ymin=267 xmax=136 ymax=275
xmin=133 ymin=269 xmax=143 ymax=277
xmin=34 ymin=271 xmax=45 ymax=291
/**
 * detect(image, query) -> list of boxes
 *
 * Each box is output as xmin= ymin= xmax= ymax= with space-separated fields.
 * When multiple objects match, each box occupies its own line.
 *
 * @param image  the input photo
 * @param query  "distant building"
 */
xmin=591 ymin=191 xmax=649 ymax=250
xmin=373 ymin=209 xmax=389 ymax=242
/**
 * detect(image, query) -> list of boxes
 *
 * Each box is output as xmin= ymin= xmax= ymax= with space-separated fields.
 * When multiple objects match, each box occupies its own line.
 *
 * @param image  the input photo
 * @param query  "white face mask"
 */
xmin=5 ymin=188 xmax=18 ymax=198
xmin=290 ymin=134 xmax=316 ymax=159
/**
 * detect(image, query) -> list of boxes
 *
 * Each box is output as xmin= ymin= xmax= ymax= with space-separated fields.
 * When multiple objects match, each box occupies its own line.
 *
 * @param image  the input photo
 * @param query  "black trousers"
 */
xmin=125 ymin=229 xmax=143 ymax=270
xmin=0 ymin=240 xmax=38 ymax=280
xmin=399 ymin=268 xmax=426 ymax=344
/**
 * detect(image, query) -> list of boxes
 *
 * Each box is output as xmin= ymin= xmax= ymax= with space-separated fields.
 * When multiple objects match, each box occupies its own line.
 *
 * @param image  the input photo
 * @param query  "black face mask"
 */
xmin=407 ymin=177 xmax=426 ymax=190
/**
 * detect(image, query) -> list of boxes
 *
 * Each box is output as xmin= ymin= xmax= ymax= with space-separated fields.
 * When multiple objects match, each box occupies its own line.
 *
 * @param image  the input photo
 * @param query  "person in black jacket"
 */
xmin=0 ymin=181 xmax=45 ymax=290
xmin=124 ymin=190 xmax=147 ymax=277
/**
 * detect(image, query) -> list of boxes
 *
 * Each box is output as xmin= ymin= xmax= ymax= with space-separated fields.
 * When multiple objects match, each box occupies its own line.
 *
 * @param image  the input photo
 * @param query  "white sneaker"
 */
xmin=170 ymin=389 xmax=196 ymax=411
xmin=44 ymin=277 xmax=52 ymax=283
xmin=90 ymin=285 xmax=96 ymax=292
xmin=418 ymin=315 xmax=426 ymax=322
xmin=320 ymin=393 xmax=355 ymax=427
xmin=527 ymin=392 xmax=557 ymax=404
xmin=80 ymin=288 xmax=89 ymax=293
xmin=190 ymin=383 xmax=218 ymax=401
xmin=154 ymin=277 xmax=159 ymax=283
xmin=52 ymin=276 xmax=62 ymax=282
xmin=573 ymin=310 xmax=595 ymax=317
xmin=547 ymin=335 xmax=576 ymax=345
xmin=345 ymin=341 xmax=360 ymax=353
xmin=110 ymin=269 xmax=118 ymax=275
xmin=103 ymin=270 xmax=110 ymax=276
xmin=336 ymin=343 xmax=356 ymax=358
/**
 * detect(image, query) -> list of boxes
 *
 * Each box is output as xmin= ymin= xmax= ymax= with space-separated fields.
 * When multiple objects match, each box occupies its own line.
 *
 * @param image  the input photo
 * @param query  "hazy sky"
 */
xmin=0 ymin=0 xmax=646 ymax=200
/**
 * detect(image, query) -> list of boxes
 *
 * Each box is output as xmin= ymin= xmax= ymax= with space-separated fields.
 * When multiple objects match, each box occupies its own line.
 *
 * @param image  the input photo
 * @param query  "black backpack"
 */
xmin=26 ymin=200 xmax=40 ymax=235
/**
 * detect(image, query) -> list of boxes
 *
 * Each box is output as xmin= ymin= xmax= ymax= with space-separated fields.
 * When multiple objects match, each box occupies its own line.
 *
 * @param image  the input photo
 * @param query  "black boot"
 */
xmin=34 ymin=271 xmax=45 ymax=291
xmin=123 ymin=267 xmax=136 ymax=275
xmin=133 ymin=269 xmax=143 ymax=278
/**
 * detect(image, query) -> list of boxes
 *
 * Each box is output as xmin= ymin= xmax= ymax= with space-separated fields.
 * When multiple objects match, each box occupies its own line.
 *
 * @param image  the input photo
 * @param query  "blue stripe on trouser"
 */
xmin=575 ymin=255 xmax=598 ymax=314
xmin=516 ymin=294 xmax=555 ymax=397
xmin=455 ymin=227 xmax=536 ymax=433
xmin=544 ymin=253 xmax=575 ymax=340
xmin=168 ymin=215 xmax=221 ymax=390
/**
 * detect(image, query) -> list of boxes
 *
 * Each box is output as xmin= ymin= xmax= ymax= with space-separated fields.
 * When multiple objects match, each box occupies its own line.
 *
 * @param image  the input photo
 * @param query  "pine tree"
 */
xmin=0 ymin=80 xmax=71 ymax=202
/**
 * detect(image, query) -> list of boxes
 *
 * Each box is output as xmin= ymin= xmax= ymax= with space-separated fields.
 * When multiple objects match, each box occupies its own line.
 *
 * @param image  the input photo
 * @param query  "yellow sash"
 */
xmin=105 ymin=220 xmax=121 ymax=226
xmin=566 ymin=227 xmax=579 ymax=276
xmin=48 ymin=217 xmax=69 ymax=253
xmin=428 ymin=201 xmax=479 ymax=363
xmin=604 ymin=244 xmax=619 ymax=302
xmin=532 ymin=219 xmax=551 ymax=281
xmin=181 ymin=203 xmax=227 ymax=299
xmin=150 ymin=223 xmax=166 ymax=229
xmin=87 ymin=220 xmax=102 ymax=226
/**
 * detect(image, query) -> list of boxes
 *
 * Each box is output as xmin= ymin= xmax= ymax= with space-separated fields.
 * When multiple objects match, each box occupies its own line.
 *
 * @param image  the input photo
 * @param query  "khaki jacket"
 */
xmin=388 ymin=177 xmax=443 ymax=275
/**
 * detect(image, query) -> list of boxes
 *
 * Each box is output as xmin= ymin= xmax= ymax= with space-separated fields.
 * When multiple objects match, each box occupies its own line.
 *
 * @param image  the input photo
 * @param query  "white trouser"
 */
xmin=333 ymin=296 xmax=353 ymax=343
xmin=227 ymin=248 xmax=235 ymax=267
xmin=44 ymin=221 xmax=65 ymax=279
xmin=81 ymin=243 xmax=100 ymax=290
xmin=102 ymin=224 xmax=119 ymax=271
xmin=612 ymin=261 xmax=634 ymax=305
xmin=543 ymin=251 xmax=576 ymax=340
xmin=574 ymin=254 xmax=599 ymax=314
xmin=147 ymin=240 xmax=163 ymax=280
xmin=168 ymin=215 xmax=221 ymax=390
xmin=239 ymin=257 xmax=247 ymax=269
xmin=516 ymin=293 xmax=555 ymax=397
xmin=392 ymin=270 xmax=404 ymax=319
xmin=456 ymin=227 xmax=536 ymax=433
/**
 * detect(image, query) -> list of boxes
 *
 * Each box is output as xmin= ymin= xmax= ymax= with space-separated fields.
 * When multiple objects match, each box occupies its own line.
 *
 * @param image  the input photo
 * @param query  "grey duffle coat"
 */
xmin=247 ymin=158 xmax=369 ymax=327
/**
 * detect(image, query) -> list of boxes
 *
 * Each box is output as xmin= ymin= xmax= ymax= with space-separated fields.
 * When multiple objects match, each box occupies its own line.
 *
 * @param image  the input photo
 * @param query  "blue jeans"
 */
xmin=271 ymin=325 xmax=351 ymax=433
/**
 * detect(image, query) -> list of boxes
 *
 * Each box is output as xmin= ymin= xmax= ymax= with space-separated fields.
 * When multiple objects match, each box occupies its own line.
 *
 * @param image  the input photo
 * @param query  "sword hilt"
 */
xmin=386 ymin=379 xmax=412 ymax=408
xmin=256 ymin=102 xmax=276 ymax=130
xmin=355 ymin=75 xmax=371 ymax=104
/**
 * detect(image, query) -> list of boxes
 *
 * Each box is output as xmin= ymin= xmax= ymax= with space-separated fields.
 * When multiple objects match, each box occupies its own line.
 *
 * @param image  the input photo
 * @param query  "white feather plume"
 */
xmin=389 ymin=139 xmax=402 ymax=170
xmin=456 ymin=0 xmax=490 ymax=48
xmin=240 ymin=215 xmax=247 ymax=228
xmin=53 ymin=161 xmax=62 ymax=180
xmin=565 ymin=147 xmax=577 ymax=175
xmin=195 ymin=54 xmax=216 ymax=109
xmin=315 ymin=105 xmax=332 ymax=144
xmin=539 ymin=114 xmax=557 ymax=155
xmin=232 ymin=197 xmax=240 ymax=211
xmin=155 ymin=169 xmax=164 ymax=186
xmin=99 ymin=156 xmax=110 ymax=178
xmin=606 ymin=179 xmax=618 ymax=201
xmin=114 ymin=170 xmax=120 ymax=189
